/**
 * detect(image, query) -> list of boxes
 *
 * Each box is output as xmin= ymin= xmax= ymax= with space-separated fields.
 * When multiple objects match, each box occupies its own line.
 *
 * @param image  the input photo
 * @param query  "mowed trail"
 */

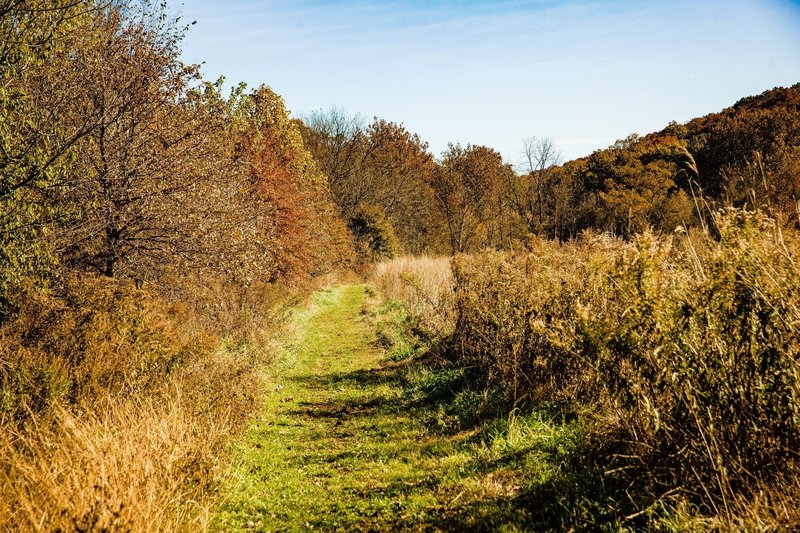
xmin=212 ymin=285 xmax=466 ymax=531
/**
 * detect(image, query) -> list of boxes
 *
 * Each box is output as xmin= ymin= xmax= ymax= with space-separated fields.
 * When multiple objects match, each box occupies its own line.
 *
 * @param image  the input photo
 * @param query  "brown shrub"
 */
xmin=579 ymin=211 xmax=800 ymax=517
xmin=158 ymin=270 xmax=295 ymax=347
xmin=448 ymin=209 xmax=800 ymax=523
xmin=451 ymin=236 xmax=623 ymax=403
xmin=0 ymin=275 xmax=213 ymax=424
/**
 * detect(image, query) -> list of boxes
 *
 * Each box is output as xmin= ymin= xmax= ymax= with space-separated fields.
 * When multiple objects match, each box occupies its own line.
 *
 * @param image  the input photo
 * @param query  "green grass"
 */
xmin=211 ymin=285 xmax=587 ymax=532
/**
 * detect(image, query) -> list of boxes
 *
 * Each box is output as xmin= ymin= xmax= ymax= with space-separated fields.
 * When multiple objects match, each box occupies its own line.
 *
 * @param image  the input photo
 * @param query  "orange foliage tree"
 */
xmin=235 ymin=86 xmax=352 ymax=282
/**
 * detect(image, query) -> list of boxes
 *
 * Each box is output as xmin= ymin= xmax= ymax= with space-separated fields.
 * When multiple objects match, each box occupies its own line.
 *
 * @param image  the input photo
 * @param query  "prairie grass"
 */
xmin=451 ymin=234 xmax=626 ymax=404
xmin=372 ymin=255 xmax=454 ymax=338
xmin=0 ymin=273 xmax=289 ymax=531
xmin=2 ymin=397 xmax=222 ymax=531
xmin=373 ymin=209 xmax=800 ymax=528
xmin=580 ymin=210 xmax=800 ymax=526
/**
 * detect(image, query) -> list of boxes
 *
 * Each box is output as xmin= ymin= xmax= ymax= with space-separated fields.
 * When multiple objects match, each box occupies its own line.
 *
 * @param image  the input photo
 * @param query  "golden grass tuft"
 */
xmin=372 ymin=255 xmax=454 ymax=338
xmin=1 ymin=396 xmax=224 ymax=531
xmin=0 ymin=272 xmax=283 ymax=531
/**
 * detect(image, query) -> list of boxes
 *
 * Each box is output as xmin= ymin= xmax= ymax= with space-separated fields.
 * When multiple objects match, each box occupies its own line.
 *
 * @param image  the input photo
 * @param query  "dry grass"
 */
xmin=1 ymin=397 xmax=223 ymax=531
xmin=372 ymin=255 xmax=454 ymax=338
xmin=377 ymin=211 xmax=800 ymax=528
xmin=0 ymin=273 xmax=287 ymax=531
xmin=578 ymin=211 xmax=800 ymax=525
xmin=451 ymin=236 xmax=625 ymax=403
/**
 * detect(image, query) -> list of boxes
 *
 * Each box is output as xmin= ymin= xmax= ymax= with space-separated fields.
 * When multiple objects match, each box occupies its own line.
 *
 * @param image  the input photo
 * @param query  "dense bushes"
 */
xmin=0 ymin=276 xmax=203 ymax=423
xmin=349 ymin=204 xmax=401 ymax=261
xmin=374 ymin=208 xmax=800 ymax=525
xmin=580 ymin=211 xmax=800 ymax=516
xmin=451 ymin=237 xmax=622 ymax=402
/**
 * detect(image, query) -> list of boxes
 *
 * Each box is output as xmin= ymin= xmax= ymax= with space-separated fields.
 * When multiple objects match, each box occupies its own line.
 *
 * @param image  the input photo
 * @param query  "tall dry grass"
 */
xmin=579 ymin=211 xmax=800 ymax=525
xmin=376 ymin=210 xmax=800 ymax=526
xmin=2 ymin=398 xmax=221 ymax=531
xmin=0 ymin=273 xmax=284 ymax=531
xmin=451 ymin=234 xmax=625 ymax=403
xmin=372 ymin=255 xmax=454 ymax=338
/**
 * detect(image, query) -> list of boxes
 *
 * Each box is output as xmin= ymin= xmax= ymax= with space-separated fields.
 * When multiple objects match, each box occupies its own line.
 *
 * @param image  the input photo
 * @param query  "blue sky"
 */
xmin=171 ymin=0 xmax=800 ymax=164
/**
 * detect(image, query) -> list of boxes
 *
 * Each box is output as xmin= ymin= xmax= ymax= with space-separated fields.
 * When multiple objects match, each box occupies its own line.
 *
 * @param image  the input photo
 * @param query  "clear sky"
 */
xmin=170 ymin=0 xmax=800 ymax=164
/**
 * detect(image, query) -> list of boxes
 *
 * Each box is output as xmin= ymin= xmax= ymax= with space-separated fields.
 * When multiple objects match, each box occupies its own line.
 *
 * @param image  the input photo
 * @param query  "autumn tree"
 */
xmin=506 ymin=137 xmax=562 ymax=234
xmin=544 ymin=161 xmax=590 ymax=241
xmin=585 ymin=136 xmax=695 ymax=236
xmin=361 ymin=119 xmax=439 ymax=252
xmin=0 ymin=0 xmax=103 ymax=301
xmin=300 ymin=109 xmax=440 ymax=255
xmin=431 ymin=144 xmax=514 ymax=254
xmin=0 ymin=0 xmax=352 ymax=304
xmin=721 ymin=144 xmax=800 ymax=226
xmin=0 ymin=1 xmax=245 ymax=289
xmin=300 ymin=107 xmax=366 ymax=211
xmin=691 ymin=106 xmax=800 ymax=224
xmin=236 ymin=86 xmax=352 ymax=281
xmin=347 ymin=204 xmax=400 ymax=261
xmin=50 ymin=3 xmax=229 ymax=281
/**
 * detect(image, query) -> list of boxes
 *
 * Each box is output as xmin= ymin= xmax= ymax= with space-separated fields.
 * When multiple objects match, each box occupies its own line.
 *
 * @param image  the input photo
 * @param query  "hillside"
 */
xmin=659 ymin=83 xmax=800 ymax=198
xmin=524 ymin=83 xmax=800 ymax=240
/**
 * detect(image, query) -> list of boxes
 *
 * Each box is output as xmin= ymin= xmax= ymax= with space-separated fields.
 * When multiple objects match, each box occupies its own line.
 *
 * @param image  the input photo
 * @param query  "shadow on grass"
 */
xmin=285 ymin=397 xmax=386 ymax=420
xmin=390 ymin=353 xmax=648 ymax=530
xmin=287 ymin=365 xmax=405 ymax=390
xmin=286 ymin=342 xmax=644 ymax=529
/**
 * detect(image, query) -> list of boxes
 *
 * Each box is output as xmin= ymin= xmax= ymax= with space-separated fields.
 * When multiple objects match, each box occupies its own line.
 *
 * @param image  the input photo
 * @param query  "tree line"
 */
xmin=0 ymin=0 xmax=351 ymax=315
xmin=301 ymin=84 xmax=800 ymax=257
xmin=3 ymin=0 xmax=798 ymax=304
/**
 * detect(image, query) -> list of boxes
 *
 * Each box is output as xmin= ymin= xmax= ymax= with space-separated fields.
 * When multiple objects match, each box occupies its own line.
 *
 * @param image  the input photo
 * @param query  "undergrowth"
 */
xmin=371 ymin=289 xmax=615 ymax=530
xmin=0 ymin=274 xmax=295 ymax=531
xmin=373 ymin=208 xmax=800 ymax=529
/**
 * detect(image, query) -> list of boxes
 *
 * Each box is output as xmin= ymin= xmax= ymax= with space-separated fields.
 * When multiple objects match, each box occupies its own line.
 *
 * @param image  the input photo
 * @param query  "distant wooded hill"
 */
xmin=535 ymin=83 xmax=800 ymax=240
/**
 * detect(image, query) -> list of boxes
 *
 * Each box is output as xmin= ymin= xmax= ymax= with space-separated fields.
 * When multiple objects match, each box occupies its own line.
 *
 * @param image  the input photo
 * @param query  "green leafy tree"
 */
xmin=0 ymin=0 xmax=99 ymax=303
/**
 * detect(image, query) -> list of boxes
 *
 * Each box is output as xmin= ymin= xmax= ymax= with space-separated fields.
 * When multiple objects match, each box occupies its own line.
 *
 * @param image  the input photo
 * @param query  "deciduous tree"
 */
xmin=431 ymin=144 xmax=514 ymax=254
xmin=506 ymin=137 xmax=562 ymax=233
xmin=300 ymin=109 xmax=440 ymax=254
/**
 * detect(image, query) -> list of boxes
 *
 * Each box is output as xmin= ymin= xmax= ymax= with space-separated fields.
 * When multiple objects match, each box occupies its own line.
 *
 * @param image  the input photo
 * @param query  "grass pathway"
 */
xmin=212 ymin=284 xmax=574 ymax=531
